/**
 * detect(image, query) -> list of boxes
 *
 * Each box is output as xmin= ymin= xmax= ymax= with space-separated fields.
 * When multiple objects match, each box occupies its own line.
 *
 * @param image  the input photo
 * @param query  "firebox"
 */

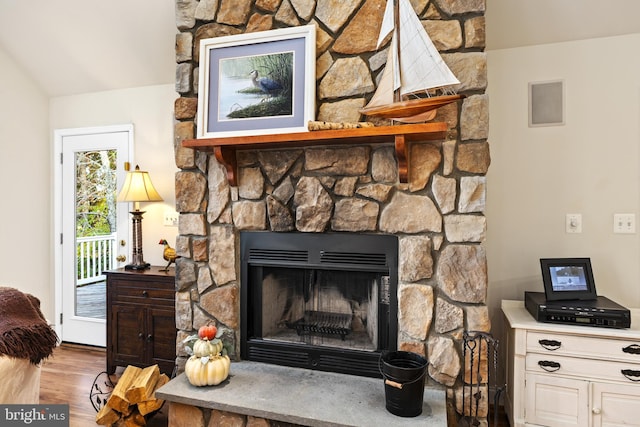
xmin=240 ymin=232 xmax=398 ymax=378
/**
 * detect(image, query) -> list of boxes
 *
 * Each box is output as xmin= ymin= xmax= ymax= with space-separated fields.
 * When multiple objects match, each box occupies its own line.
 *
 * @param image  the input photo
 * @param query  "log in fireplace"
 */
xmin=240 ymin=232 xmax=398 ymax=378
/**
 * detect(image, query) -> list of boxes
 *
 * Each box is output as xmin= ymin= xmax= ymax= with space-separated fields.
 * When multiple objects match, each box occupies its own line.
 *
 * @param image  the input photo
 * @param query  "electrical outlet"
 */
xmin=613 ymin=213 xmax=636 ymax=234
xmin=163 ymin=210 xmax=179 ymax=227
xmin=565 ymin=213 xmax=582 ymax=233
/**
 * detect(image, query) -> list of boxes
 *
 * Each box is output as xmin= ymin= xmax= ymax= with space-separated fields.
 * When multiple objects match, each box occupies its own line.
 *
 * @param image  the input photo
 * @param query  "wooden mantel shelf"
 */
xmin=182 ymin=122 xmax=447 ymax=185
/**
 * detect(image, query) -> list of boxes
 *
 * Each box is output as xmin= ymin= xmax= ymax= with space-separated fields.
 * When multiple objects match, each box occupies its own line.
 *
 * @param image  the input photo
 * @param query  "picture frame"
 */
xmin=197 ymin=25 xmax=316 ymax=139
xmin=540 ymin=257 xmax=598 ymax=301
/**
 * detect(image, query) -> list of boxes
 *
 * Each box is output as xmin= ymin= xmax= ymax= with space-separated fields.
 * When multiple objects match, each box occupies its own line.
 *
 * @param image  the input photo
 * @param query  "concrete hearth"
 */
xmin=156 ymin=361 xmax=446 ymax=426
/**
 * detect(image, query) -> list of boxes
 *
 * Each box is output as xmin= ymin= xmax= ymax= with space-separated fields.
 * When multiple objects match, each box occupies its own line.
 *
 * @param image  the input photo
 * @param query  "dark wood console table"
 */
xmin=105 ymin=267 xmax=176 ymax=376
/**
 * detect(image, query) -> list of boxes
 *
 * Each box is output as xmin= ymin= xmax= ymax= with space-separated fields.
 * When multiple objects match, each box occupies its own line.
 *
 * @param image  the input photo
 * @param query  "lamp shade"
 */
xmin=117 ymin=165 xmax=163 ymax=203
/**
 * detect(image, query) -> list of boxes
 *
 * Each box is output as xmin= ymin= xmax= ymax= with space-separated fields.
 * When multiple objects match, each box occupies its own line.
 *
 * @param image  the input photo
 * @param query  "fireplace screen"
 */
xmin=261 ymin=266 xmax=386 ymax=350
xmin=241 ymin=232 xmax=398 ymax=378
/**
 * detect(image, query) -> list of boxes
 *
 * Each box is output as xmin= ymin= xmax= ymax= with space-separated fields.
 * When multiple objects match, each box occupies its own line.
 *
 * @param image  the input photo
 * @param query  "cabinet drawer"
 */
xmin=108 ymin=278 xmax=174 ymax=306
xmin=526 ymin=353 xmax=640 ymax=384
xmin=527 ymin=331 xmax=640 ymax=364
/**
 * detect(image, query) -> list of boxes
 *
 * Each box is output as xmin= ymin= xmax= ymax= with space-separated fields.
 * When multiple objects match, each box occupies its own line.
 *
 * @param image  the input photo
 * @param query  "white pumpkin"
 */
xmin=184 ymin=354 xmax=230 ymax=386
xmin=192 ymin=338 xmax=223 ymax=358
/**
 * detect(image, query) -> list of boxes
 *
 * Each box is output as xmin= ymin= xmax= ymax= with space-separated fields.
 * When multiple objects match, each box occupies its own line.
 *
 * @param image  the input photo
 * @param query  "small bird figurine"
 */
xmin=159 ymin=239 xmax=179 ymax=271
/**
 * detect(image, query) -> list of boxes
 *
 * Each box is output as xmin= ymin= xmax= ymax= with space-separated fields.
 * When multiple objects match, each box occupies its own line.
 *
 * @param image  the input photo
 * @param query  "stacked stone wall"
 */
xmin=173 ymin=0 xmax=489 ymax=423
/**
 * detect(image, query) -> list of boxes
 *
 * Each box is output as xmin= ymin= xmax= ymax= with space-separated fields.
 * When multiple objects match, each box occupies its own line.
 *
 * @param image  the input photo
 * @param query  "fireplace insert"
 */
xmin=240 ymin=232 xmax=398 ymax=378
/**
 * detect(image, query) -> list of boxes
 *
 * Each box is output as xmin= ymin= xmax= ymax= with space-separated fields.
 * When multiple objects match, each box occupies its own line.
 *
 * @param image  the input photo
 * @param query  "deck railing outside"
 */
xmin=77 ymin=233 xmax=117 ymax=285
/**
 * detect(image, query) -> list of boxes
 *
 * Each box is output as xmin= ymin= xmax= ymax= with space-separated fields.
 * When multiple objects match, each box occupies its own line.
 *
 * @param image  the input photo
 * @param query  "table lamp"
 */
xmin=117 ymin=165 xmax=163 ymax=270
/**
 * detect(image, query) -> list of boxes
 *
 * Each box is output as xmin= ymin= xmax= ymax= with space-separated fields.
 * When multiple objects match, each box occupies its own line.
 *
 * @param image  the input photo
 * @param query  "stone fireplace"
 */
xmin=240 ymin=231 xmax=398 ymax=377
xmin=172 ymin=0 xmax=489 ymax=424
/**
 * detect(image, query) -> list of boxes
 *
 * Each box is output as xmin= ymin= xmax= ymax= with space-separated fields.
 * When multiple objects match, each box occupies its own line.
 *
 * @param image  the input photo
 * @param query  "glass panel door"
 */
xmin=58 ymin=126 xmax=131 ymax=346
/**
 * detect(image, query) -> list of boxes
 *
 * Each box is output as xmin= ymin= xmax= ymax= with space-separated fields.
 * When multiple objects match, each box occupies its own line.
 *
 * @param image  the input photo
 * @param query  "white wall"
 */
xmin=0 ymin=49 xmax=178 ymax=323
xmin=0 ymin=48 xmax=53 ymax=317
xmin=486 ymin=34 xmax=640 ymax=337
xmin=50 ymin=84 xmax=179 ymax=277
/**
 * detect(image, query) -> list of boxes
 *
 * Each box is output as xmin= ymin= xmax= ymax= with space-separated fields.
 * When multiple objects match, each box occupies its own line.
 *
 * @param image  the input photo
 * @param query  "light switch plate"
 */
xmin=566 ymin=214 xmax=582 ymax=233
xmin=613 ymin=213 xmax=635 ymax=234
xmin=163 ymin=210 xmax=179 ymax=227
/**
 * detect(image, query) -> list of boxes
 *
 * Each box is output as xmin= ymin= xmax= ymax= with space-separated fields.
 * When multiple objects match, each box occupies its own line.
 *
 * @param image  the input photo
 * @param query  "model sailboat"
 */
xmin=359 ymin=0 xmax=463 ymax=123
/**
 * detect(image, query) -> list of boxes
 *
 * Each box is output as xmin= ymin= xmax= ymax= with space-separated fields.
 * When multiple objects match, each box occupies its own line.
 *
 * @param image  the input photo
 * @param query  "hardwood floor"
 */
xmin=490 ymin=405 xmax=511 ymax=427
xmin=40 ymin=344 xmax=510 ymax=426
xmin=39 ymin=344 xmax=167 ymax=427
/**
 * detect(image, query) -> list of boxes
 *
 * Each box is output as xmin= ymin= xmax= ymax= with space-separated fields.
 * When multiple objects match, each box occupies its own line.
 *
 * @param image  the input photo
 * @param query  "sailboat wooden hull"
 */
xmin=359 ymin=94 xmax=464 ymax=120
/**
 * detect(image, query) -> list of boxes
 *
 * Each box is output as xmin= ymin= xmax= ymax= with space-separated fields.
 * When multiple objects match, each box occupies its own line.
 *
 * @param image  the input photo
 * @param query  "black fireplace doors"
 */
xmin=240 ymin=232 xmax=398 ymax=378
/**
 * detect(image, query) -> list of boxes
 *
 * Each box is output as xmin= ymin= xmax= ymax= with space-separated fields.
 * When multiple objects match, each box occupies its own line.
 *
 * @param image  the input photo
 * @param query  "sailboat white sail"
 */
xmin=360 ymin=0 xmax=463 ymax=121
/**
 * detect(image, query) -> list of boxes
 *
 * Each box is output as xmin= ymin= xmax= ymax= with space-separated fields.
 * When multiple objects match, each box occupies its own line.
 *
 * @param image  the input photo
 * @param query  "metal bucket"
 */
xmin=380 ymin=351 xmax=428 ymax=417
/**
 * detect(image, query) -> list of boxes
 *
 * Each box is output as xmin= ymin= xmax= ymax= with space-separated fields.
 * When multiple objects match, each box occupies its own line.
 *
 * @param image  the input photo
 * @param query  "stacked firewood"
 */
xmin=96 ymin=365 xmax=169 ymax=426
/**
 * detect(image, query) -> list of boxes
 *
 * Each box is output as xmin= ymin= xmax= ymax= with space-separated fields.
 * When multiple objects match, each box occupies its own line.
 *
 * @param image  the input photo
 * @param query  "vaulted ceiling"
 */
xmin=1 ymin=0 xmax=639 ymax=97
xmin=0 ymin=0 xmax=175 ymax=97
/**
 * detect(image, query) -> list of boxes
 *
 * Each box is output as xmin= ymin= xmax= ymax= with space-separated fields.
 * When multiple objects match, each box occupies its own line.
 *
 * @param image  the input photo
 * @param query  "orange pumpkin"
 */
xmin=198 ymin=324 xmax=217 ymax=340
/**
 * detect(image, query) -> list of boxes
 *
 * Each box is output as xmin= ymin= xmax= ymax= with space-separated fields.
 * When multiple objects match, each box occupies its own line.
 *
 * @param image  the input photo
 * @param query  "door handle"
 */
xmin=538 ymin=339 xmax=561 ymax=351
xmin=622 ymin=344 xmax=640 ymax=355
xmin=538 ymin=360 xmax=561 ymax=372
xmin=621 ymin=369 xmax=640 ymax=382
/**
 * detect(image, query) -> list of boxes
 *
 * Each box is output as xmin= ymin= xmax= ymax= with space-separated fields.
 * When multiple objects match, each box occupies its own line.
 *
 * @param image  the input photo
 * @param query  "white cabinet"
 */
xmin=502 ymin=300 xmax=640 ymax=427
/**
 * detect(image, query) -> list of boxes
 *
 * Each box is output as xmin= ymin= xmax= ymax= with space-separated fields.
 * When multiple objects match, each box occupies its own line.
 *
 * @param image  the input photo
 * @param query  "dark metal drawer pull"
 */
xmin=538 ymin=360 xmax=561 ymax=372
xmin=621 ymin=369 xmax=640 ymax=382
xmin=539 ymin=339 xmax=561 ymax=351
xmin=622 ymin=344 xmax=640 ymax=355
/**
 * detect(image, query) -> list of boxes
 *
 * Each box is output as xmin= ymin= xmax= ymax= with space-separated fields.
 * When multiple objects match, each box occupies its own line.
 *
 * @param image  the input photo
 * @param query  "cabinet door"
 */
xmin=592 ymin=382 xmax=640 ymax=427
xmin=110 ymin=304 xmax=145 ymax=367
xmin=146 ymin=307 xmax=176 ymax=374
xmin=525 ymin=373 xmax=589 ymax=427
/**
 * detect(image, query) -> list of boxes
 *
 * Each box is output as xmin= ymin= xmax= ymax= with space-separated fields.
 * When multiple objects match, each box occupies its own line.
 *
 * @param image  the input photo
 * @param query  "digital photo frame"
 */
xmin=540 ymin=258 xmax=598 ymax=301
